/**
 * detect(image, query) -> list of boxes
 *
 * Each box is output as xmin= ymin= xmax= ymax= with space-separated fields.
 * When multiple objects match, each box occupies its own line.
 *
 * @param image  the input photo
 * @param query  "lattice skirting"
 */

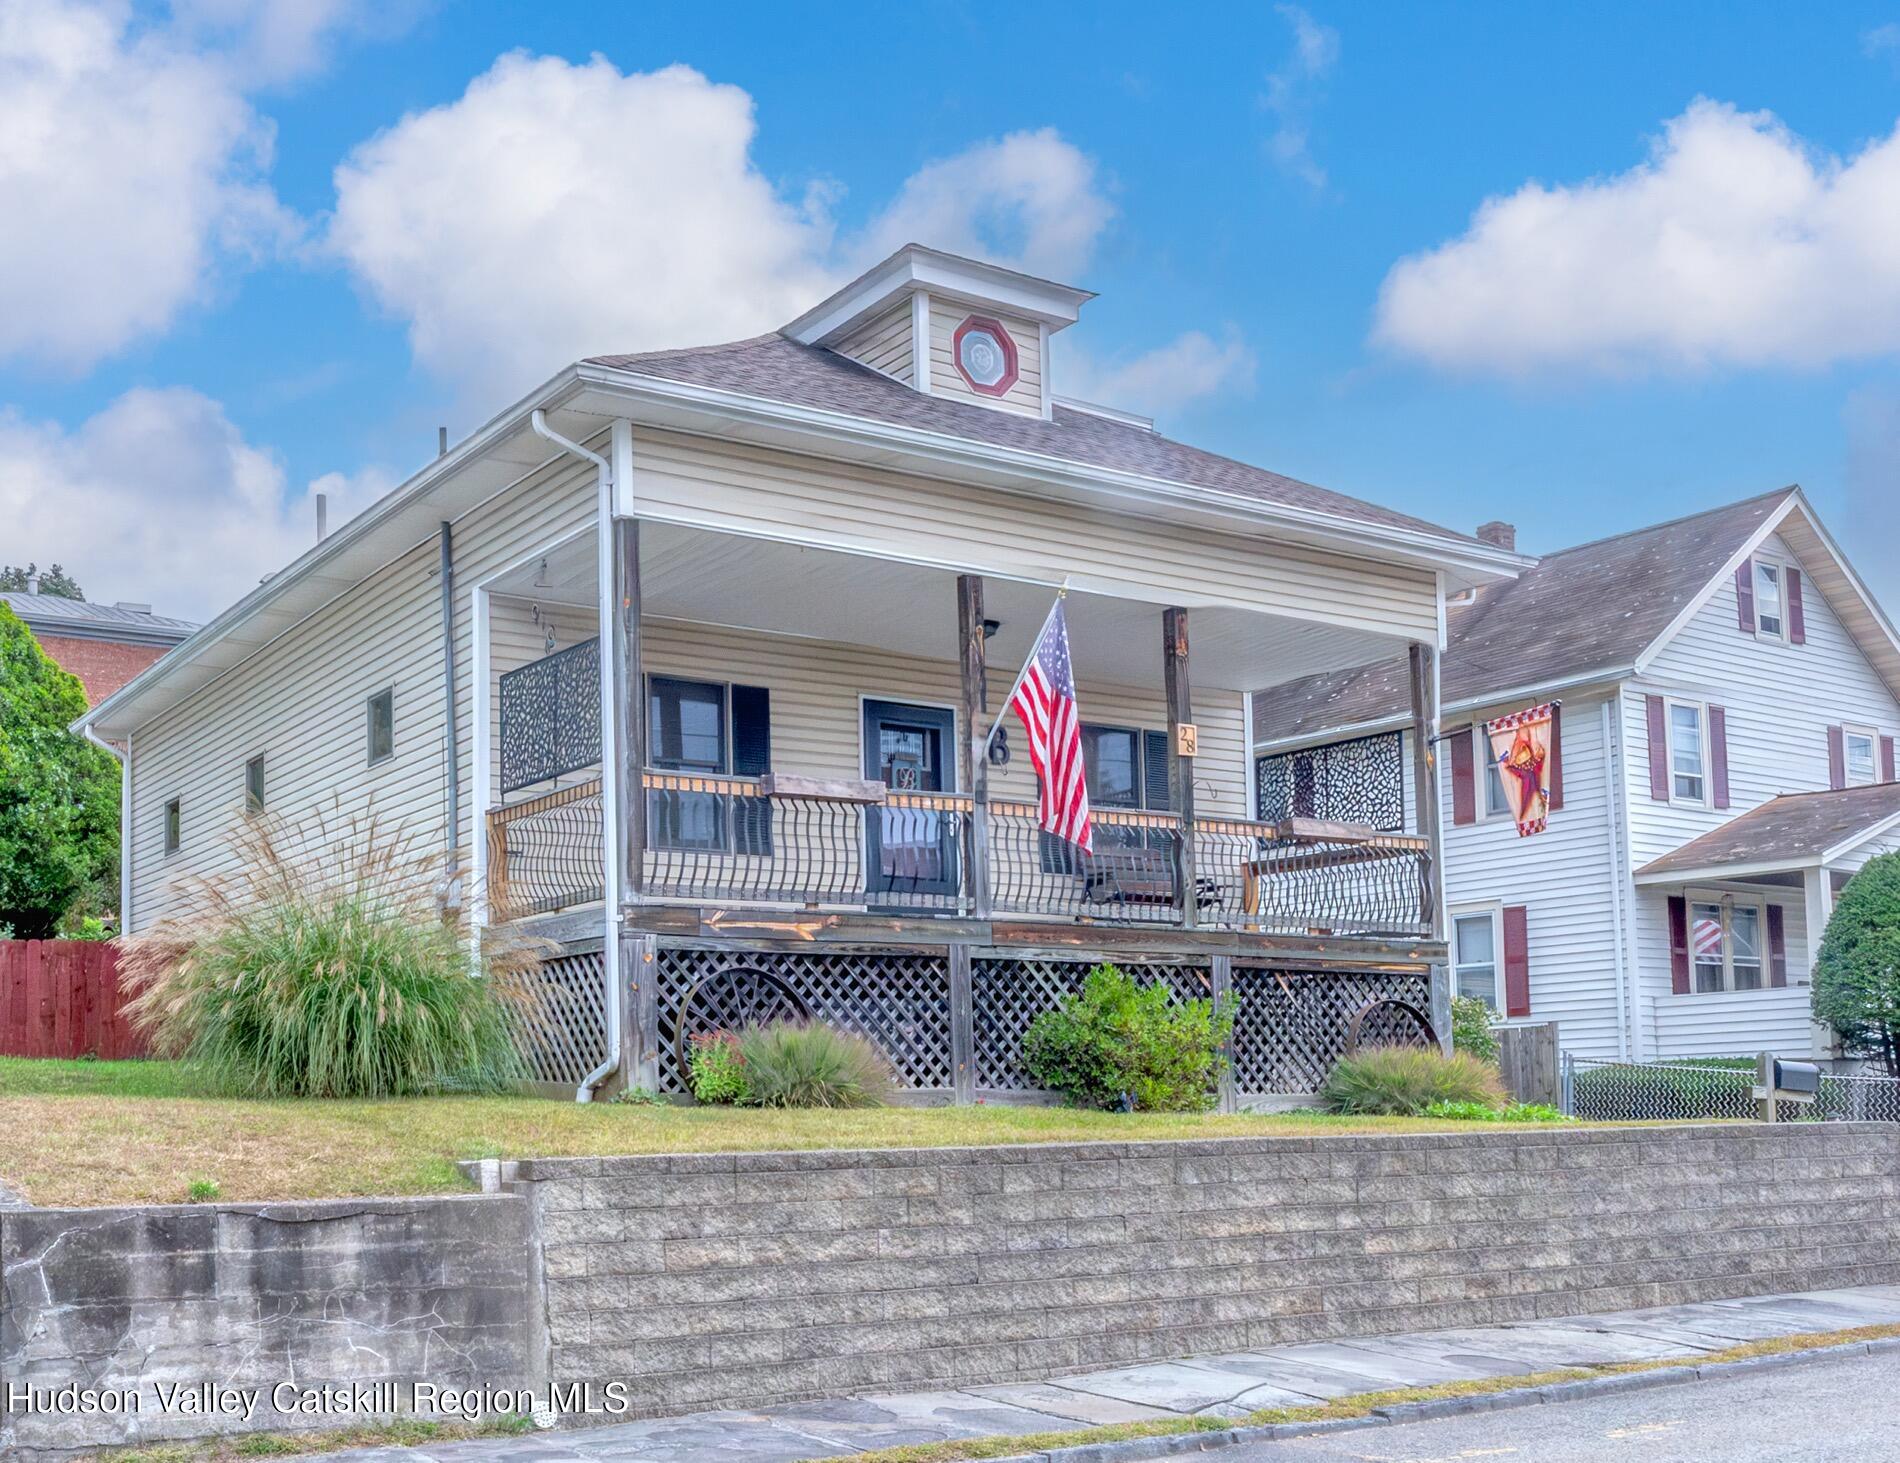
xmin=515 ymin=942 xmax=612 ymax=1089
xmin=972 ymin=957 xmax=1211 ymax=1093
xmin=1230 ymin=965 xmax=1433 ymax=1097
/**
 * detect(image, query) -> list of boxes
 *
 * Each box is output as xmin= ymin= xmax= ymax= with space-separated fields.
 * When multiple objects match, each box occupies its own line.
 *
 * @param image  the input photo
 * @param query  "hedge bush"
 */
xmin=1022 ymin=963 xmax=1234 ymax=1112
xmin=1449 ymin=995 xmax=1500 ymax=1064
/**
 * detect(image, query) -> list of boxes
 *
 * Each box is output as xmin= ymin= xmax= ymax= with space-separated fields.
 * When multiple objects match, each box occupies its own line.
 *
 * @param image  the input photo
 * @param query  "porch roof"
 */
xmin=1635 ymin=784 xmax=1900 ymax=884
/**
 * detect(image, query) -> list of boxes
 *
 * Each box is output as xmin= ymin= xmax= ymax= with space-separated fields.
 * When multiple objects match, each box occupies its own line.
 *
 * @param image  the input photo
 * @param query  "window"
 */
xmin=1688 ymin=894 xmax=1770 ymax=993
xmin=244 ymin=754 xmax=266 ymax=814
xmin=163 ymin=798 xmax=181 ymax=855
xmin=1452 ymin=909 xmax=1500 ymax=1009
xmin=1667 ymin=700 xmax=1707 ymax=804
xmin=1478 ymin=727 xmax=1511 ymax=819
xmin=1081 ymin=725 xmax=1141 ymax=809
xmin=1753 ymin=561 xmax=1784 ymax=639
xmin=648 ymin=676 xmax=727 ymax=850
xmin=366 ymin=688 xmax=394 ymax=765
xmin=1845 ymin=727 xmax=1879 ymax=787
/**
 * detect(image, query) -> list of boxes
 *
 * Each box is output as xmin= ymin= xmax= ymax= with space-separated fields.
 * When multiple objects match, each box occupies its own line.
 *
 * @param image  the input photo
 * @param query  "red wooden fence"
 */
xmin=0 ymin=940 xmax=146 ymax=1060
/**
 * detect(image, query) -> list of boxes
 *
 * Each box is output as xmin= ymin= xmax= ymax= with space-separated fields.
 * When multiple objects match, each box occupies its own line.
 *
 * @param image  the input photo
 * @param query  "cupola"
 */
xmin=780 ymin=244 xmax=1094 ymax=420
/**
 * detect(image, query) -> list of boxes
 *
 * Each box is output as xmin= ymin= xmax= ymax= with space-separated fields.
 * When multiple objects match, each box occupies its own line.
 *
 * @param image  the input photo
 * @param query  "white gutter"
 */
xmin=529 ymin=409 xmax=623 ymax=1103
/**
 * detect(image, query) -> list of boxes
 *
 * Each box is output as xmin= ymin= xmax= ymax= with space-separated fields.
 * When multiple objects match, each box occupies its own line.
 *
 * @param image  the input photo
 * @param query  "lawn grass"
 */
xmin=0 ymin=1056 xmax=1584 ymax=1209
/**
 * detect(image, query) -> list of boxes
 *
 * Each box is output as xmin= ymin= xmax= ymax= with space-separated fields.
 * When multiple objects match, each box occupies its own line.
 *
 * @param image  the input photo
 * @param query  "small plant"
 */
xmin=610 ymin=1085 xmax=665 ymax=1106
xmin=687 ymin=1031 xmax=750 ymax=1105
xmin=1319 ymin=1045 xmax=1506 ymax=1116
xmin=1423 ymin=1098 xmax=1571 ymax=1122
xmin=1022 ymin=963 xmax=1235 ymax=1113
xmin=185 ymin=1178 xmax=220 ymax=1202
xmin=734 ymin=1021 xmax=893 ymax=1108
xmin=121 ymin=810 xmax=542 ymax=1099
xmin=1449 ymin=995 xmax=1500 ymax=1065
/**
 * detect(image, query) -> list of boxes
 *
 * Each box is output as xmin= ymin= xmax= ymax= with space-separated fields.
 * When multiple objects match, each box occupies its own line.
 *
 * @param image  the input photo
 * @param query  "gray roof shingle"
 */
xmin=1637 ymin=784 xmax=1900 ymax=877
xmin=588 ymin=334 xmax=1482 ymax=544
xmin=1253 ymin=488 xmax=1796 ymax=745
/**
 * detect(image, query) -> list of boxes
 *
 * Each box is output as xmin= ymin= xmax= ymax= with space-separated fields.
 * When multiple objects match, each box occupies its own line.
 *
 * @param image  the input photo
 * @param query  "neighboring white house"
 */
xmin=76 ymin=244 xmax=1524 ymax=1101
xmin=1250 ymin=490 xmax=1900 ymax=1064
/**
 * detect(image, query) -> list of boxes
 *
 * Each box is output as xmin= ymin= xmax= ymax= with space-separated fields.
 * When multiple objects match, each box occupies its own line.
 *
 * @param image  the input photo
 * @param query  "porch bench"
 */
xmin=1082 ymin=847 xmax=1225 ymax=913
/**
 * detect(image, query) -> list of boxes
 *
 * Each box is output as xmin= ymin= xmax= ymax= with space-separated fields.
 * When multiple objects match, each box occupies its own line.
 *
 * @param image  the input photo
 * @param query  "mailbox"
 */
xmin=1773 ymin=1059 xmax=1822 ymax=1097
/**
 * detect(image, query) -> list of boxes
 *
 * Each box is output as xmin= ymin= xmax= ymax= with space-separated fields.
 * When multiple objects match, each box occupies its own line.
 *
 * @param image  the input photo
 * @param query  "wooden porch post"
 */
xmin=1164 ymin=607 xmax=1197 ymax=927
xmin=613 ymin=516 xmax=645 ymax=901
xmin=1407 ymin=641 xmax=1442 ymax=941
xmin=957 ymin=574 xmax=992 ymax=918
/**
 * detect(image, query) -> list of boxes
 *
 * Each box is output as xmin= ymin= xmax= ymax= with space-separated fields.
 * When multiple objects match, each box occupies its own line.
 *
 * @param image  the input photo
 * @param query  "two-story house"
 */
xmin=1250 ymin=490 xmax=1900 ymax=1064
xmin=76 ymin=244 xmax=1525 ymax=1104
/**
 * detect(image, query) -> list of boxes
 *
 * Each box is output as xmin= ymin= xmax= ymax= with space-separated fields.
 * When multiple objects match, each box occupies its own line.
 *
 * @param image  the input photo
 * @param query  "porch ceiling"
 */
xmin=492 ymin=523 xmax=1414 ymax=692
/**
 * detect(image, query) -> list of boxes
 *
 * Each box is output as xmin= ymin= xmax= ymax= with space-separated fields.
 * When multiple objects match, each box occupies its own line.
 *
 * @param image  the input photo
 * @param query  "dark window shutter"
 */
xmin=1766 ymin=904 xmax=1789 ymax=988
xmin=1645 ymin=695 xmax=1670 ymax=801
xmin=1884 ymin=736 xmax=1897 ymax=784
xmin=1829 ymin=725 xmax=1847 ymax=790
xmin=1668 ymin=895 xmax=1691 ymax=995
xmin=1546 ymin=705 xmax=1564 ymax=811
xmin=1735 ymin=558 xmax=1756 ymax=632
xmin=1450 ymin=726 xmax=1476 ymax=826
xmin=730 ymin=684 xmax=773 ymax=855
xmin=1143 ymin=729 xmax=1172 ymax=812
xmin=1709 ymin=705 xmax=1730 ymax=809
xmin=1502 ymin=905 xmax=1531 ymax=1017
xmin=1787 ymin=567 xmax=1806 ymax=645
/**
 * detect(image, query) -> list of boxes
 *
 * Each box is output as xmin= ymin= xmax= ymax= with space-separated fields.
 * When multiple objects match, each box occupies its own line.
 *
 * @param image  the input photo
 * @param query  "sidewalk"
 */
xmin=332 ymin=1284 xmax=1900 ymax=1462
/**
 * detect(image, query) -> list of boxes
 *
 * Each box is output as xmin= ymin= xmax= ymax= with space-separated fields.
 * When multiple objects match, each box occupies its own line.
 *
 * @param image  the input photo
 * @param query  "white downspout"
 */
xmin=529 ymin=409 xmax=623 ymax=1102
xmin=86 ymin=726 xmax=130 ymax=935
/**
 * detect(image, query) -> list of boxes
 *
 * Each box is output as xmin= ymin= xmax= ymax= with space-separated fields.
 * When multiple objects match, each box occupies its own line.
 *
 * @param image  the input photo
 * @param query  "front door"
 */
xmin=861 ymin=700 xmax=960 ymax=904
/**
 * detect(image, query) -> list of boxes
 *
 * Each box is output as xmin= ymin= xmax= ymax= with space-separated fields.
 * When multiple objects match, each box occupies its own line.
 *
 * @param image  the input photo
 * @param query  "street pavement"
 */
xmin=324 ymin=1285 xmax=1900 ymax=1461
xmin=1233 ymin=1342 xmax=1900 ymax=1461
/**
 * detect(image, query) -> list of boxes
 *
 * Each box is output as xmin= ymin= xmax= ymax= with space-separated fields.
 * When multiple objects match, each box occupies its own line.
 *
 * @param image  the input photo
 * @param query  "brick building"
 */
xmin=2 ymin=589 xmax=196 ymax=706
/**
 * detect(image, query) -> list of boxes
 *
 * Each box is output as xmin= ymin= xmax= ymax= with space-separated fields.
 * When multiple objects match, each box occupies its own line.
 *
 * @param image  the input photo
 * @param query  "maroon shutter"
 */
xmin=1766 ymin=904 xmax=1788 ymax=988
xmin=1450 ymin=726 xmax=1476 ymax=826
xmin=1787 ymin=567 xmax=1806 ymax=645
xmin=1502 ymin=905 xmax=1531 ymax=1017
xmin=1735 ymin=558 xmax=1756 ymax=632
xmin=1883 ymin=736 xmax=1897 ymax=784
xmin=1829 ymin=725 xmax=1847 ymax=790
xmin=1547 ymin=704 xmax=1564 ymax=811
xmin=1668 ymin=896 xmax=1691 ymax=995
xmin=1709 ymin=705 xmax=1730 ymax=809
xmin=1645 ymin=695 xmax=1670 ymax=800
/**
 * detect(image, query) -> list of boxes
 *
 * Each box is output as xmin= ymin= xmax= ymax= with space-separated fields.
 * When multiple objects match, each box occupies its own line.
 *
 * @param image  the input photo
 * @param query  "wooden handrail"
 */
xmin=489 ymin=777 xmax=603 ymax=827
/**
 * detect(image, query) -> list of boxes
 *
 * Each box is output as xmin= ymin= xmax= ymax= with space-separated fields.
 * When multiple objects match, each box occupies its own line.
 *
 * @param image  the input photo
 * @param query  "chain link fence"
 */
xmin=1565 ymin=1055 xmax=1900 ymax=1123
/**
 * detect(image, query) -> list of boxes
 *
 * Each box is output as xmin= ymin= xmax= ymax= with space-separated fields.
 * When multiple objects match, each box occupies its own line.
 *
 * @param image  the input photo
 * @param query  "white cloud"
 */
xmin=0 ymin=388 xmax=392 ymax=621
xmin=0 ymin=0 xmax=300 ymax=371
xmin=1374 ymin=99 xmax=1900 ymax=376
xmin=168 ymin=0 xmax=412 ymax=85
xmin=1262 ymin=4 xmax=1339 ymax=190
xmin=1864 ymin=22 xmax=1900 ymax=63
xmin=1060 ymin=330 xmax=1257 ymax=420
xmin=327 ymin=53 xmax=1119 ymax=410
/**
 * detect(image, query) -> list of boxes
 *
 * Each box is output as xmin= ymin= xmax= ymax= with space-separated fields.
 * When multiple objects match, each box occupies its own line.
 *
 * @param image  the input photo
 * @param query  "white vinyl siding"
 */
xmin=627 ymin=428 xmax=1441 ymax=644
xmin=1635 ymin=887 xmax=1814 ymax=1058
xmin=832 ymin=300 xmax=914 ymax=385
xmin=927 ymin=304 xmax=1042 ymax=416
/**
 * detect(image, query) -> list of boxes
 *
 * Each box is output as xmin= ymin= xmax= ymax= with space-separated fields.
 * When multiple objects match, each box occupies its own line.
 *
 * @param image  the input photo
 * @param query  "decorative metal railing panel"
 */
xmin=1256 ymin=731 xmax=1405 ymax=832
xmin=987 ymin=802 xmax=1188 ymax=924
xmin=971 ymin=958 xmax=1211 ymax=1091
xmin=486 ymin=780 xmax=605 ymax=916
xmin=509 ymin=941 xmax=611 ymax=1088
xmin=1228 ymin=965 xmax=1434 ymax=1095
xmin=654 ymin=945 xmax=953 ymax=1094
xmin=498 ymin=637 xmax=602 ymax=795
xmin=1194 ymin=820 xmax=1432 ymax=938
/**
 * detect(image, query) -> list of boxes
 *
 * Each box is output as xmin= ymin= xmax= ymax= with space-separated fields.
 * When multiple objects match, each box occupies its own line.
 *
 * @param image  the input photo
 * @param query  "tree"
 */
xmin=0 ymin=605 xmax=118 ymax=937
xmin=1812 ymin=852 xmax=1900 ymax=1075
xmin=0 ymin=563 xmax=85 ymax=599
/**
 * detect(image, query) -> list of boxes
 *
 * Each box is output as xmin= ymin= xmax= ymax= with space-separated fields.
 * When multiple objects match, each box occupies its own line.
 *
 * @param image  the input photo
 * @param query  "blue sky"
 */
xmin=6 ymin=0 xmax=1900 ymax=620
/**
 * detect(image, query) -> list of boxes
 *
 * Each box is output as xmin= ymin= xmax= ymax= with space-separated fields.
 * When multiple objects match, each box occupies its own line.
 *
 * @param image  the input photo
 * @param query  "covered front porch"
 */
xmin=472 ymin=517 xmax=1441 ymax=947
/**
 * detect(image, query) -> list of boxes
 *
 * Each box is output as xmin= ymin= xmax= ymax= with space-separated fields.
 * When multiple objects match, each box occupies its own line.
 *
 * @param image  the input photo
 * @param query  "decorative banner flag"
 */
xmin=1484 ymin=701 xmax=1558 ymax=837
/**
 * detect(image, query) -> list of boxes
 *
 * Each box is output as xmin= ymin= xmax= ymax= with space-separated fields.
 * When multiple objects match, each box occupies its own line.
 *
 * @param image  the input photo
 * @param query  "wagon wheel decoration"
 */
xmin=1343 ymin=996 xmax=1438 ymax=1054
xmin=672 ymin=964 xmax=809 ymax=1091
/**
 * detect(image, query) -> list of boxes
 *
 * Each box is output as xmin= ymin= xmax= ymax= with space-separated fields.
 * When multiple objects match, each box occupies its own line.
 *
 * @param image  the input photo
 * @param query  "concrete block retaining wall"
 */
xmin=509 ymin=1124 xmax=1900 ymax=1420
xmin=0 ymin=1195 xmax=535 ymax=1459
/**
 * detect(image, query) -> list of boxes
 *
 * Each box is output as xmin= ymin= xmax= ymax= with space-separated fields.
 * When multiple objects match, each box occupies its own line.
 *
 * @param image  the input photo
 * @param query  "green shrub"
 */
xmin=1423 ymin=1098 xmax=1570 ymax=1123
xmin=1319 ymin=1045 xmax=1506 ymax=1116
xmin=735 ymin=1021 xmax=893 ymax=1108
xmin=688 ymin=1031 xmax=751 ymax=1105
xmin=1814 ymin=852 xmax=1900 ymax=1074
xmin=1449 ymin=996 xmax=1500 ymax=1064
xmin=1022 ymin=963 xmax=1235 ymax=1113
xmin=122 ymin=814 xmax=537 ymax=1098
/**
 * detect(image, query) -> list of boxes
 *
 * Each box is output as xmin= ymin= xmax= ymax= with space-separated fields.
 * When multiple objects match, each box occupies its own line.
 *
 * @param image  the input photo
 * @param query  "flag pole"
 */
xmin=983 ymin=580 xmax=1069 ymax=750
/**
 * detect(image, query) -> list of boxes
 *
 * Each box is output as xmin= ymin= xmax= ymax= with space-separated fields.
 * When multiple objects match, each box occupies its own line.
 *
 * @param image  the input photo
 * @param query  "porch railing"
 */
xmin=485 ymin=771 xmax=1432 ymax=936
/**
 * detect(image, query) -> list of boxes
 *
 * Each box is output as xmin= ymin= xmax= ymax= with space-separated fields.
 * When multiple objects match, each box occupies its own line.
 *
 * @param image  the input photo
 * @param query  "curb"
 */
xmin=987 ymin=1336 xmax=1891 ymax=1463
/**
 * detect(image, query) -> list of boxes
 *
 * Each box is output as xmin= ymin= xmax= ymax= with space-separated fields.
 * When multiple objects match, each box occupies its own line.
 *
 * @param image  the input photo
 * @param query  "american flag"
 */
xmin=1693 ymin=915 xmax=1725 ymax=959
xmin=1007 ymin=600 xmax=1093 ymax=852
